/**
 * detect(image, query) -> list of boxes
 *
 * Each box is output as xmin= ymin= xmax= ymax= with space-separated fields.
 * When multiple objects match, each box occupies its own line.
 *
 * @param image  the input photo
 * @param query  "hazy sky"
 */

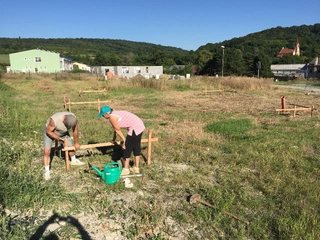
xmin=1 ymin=0 xmax=318 ymax=50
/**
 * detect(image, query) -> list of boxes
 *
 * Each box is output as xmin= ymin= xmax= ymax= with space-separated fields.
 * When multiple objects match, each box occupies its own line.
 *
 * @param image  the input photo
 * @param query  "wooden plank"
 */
xmin=140 ymin=137 xmax=159 ymax=143
xmin=68 ymin=100 xmax=111 ymax=105
xmin=62 ymin=138 xmax=158 ymax=151
xmin=79 ymin=88 xmax=106 ymax=97
xmin=276 ymin=108 xmax=312 ymax=111
xmin=63 ymin=141 xmax=121 ymax=151
xmin=202 ymin=90 xmax=223 ymax=93
xmin=120 ymin=174 xmax=143 ymax=178
xmin=288 ymin=103 xmax=311 ymax=108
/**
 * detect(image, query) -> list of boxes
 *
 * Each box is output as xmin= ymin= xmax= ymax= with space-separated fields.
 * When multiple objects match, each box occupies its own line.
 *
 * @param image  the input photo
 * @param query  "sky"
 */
xmin=0 ymin=0 xmax=319 ymax=51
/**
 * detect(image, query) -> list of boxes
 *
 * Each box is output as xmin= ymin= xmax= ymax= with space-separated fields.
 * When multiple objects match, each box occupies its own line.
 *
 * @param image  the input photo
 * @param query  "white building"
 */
xmin=91 ymin=65 xmax=163 ymax=79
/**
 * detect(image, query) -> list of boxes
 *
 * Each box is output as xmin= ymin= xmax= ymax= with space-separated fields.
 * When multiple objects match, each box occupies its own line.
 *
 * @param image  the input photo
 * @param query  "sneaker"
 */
xmin=70 ymin=159 xmax=85 ymax=166
xmin=125 ymin=182 xmax=134 ymax=188
xmin=43 ymin=171 xmax=51 ymax=180
xmin=131 ymin=167 xmax=140 ymax=174
xmin=121 ymin=168 xmax=130 ymax=176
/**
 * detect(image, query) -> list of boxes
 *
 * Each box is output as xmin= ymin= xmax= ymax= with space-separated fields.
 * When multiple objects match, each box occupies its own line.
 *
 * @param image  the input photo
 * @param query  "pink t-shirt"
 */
xmin=110 ymin=110 xmax=145 ymax=136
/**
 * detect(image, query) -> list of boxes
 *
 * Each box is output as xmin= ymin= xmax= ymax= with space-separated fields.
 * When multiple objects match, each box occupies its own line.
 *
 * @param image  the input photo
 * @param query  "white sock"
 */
xmin=45 ymin=166 xmax=50 ymax=172
xmin=71 ymin=155 xmax=76 ymax=161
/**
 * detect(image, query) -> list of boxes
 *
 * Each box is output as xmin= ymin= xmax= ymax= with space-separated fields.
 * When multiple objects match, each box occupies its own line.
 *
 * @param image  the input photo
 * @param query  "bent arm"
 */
xmin=46 ymin=119 xmax=60 ymax=141
xmin=109 ymin=116 xmax=126 ymax=142
xmin=72 ymin=123 xmax=80 ymax=150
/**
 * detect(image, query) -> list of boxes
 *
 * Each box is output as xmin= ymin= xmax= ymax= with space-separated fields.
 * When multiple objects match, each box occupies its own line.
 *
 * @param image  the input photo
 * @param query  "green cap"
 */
xmin=98 ymin=106 xmax=111 ymax=117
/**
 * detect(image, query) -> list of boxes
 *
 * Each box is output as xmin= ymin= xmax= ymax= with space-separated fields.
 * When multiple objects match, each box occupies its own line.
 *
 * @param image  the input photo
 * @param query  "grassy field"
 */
xmin=0 ymin=73 xmax=320 ymax=239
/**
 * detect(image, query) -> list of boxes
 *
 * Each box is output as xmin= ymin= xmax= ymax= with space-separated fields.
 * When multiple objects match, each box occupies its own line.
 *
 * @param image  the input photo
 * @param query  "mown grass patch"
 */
xmin=205 ymin=118 xmax=254 ymax=138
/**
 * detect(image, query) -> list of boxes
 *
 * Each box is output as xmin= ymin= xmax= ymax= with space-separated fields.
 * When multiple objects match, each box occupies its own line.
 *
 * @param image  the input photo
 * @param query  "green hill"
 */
xmin=0 ymin=37 xmax=190 ymax=67
xmin=199 ymin=24 xmax=320 ymax=60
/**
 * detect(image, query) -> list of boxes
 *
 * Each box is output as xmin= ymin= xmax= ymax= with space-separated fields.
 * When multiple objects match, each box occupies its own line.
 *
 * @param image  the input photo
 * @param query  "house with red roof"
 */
xmin=277 ymin=39 xmax=300 ymax=58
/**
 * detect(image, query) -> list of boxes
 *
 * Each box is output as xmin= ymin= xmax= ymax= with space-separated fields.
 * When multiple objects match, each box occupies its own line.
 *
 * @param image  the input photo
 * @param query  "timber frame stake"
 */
xmin=275 ymin=96 xmax=317 ymax=117
xmin=63 ymin=96 xmax=111 ymax=112
xmin=202 ymin=87 xmax=224 ymax=95
xmin=79 ymin=88 xmax=107 ymax=97
xmin=62 ymin=129 xmax=158 ymax=171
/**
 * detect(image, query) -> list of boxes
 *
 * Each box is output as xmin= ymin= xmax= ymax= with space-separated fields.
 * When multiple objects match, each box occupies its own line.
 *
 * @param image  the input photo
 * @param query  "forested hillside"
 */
xmin=0 ymin=23 xmax=319 ymax=77
xmin=196 ymin=24 xmax=320 ymax=77
xmin=0 ymin=38 xmax=191 ymax=67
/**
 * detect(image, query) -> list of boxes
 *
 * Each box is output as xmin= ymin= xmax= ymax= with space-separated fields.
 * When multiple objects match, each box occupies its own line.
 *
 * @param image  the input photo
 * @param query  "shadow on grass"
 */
xmin=90 ymin=141 xmax=148 ymax=164
xmin=29 ymin=213 xmax=92 ymax=240
xmin=51 ymin=141 xmax=149 ymax=167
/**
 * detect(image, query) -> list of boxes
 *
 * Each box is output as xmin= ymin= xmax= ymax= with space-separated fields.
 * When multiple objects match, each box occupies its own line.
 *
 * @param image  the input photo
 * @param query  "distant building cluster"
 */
xmin=5 ymin=44 xmax=320 ymax=80
xmin=6 ymin=49 xmax=163 ymax=79
xmin=271 ymin=39 xmax=320 ymax=79
xmin=271 ymin=58 xmax=319 ymax=80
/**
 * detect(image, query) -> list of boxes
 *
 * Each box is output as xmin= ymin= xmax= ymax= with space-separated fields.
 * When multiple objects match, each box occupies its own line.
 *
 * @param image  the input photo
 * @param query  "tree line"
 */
xmin=0 ymin=23 xmax=319 ymax=78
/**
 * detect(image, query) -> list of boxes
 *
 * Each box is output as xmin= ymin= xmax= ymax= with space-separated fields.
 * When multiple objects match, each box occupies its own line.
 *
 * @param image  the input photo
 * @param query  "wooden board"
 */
xmin=121 ymin=174 xmax=143 ymax=178
xmin=62 ymin=138 xmax=158 ymax=151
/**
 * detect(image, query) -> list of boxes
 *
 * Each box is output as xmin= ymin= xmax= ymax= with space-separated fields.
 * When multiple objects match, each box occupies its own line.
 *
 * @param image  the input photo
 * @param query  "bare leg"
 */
xmin=43 ymin=148 xmax=51 ymax=168
xmin=134 ymin=155 xmax=140 ymax=168
xmin=124 ymin=158 xmax=130 ymax=169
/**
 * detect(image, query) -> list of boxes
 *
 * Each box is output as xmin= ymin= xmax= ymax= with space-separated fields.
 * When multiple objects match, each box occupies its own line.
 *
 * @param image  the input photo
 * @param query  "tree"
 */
xmin=224 ymin=48 xmax=245 ymax=76
xmin=243 ymin=52 xmax=255 ymax=76
xmin=278 ymin=55 xmax=307 ymax=64
xmin=195 ymin=50 xmax=213 ymax=74
xmin=93 ymin=53 xmax=107 ymax=66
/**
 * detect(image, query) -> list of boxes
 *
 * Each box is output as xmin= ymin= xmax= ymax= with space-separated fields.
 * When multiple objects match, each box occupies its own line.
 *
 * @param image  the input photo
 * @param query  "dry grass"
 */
xmin=1 ymin=74 xmax=320 ymax=239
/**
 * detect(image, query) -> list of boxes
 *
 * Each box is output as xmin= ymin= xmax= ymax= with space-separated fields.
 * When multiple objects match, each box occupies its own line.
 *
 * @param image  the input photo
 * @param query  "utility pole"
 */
xmin=221 ymin=46 xmax=225 ymax=77
xmin=257 ymin=61 xmax=261 ymax=78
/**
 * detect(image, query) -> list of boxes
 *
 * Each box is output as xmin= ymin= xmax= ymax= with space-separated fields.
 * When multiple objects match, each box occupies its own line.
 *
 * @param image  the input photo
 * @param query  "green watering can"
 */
xmin=88 ymin=162 xmax=122 ymax=184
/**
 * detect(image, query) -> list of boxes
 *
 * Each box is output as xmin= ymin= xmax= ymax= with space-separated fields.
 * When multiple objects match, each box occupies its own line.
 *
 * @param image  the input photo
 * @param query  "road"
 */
xmin=274 ymin=84 xmax=320 ymax=94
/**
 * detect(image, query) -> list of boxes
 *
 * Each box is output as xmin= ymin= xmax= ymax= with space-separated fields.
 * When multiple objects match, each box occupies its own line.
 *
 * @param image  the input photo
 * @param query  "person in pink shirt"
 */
xmin=98 ymin=106 xmax=145 ymax=175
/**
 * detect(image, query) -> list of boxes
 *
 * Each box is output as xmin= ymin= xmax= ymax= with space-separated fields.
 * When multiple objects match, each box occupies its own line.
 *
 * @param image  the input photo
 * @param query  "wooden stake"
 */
xmin=63 ymin=96 xmax=66 ymax=109
xmin=64 ymin=138 xmax=70 ymax=171
xmin=68 ymin=98 xmax=71 ymax=112
xmin=147 ymin=129 xmax=152 ymax=165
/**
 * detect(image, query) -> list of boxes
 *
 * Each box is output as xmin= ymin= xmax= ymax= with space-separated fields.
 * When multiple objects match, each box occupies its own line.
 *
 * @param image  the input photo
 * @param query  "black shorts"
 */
xmin=123 ymin=130 xmax=143 ymax=158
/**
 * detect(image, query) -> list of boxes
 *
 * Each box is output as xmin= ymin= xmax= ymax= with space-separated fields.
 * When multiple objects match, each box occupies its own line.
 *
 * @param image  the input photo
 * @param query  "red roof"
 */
xmin=277 ymin=48 xmax=295 ymax=58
